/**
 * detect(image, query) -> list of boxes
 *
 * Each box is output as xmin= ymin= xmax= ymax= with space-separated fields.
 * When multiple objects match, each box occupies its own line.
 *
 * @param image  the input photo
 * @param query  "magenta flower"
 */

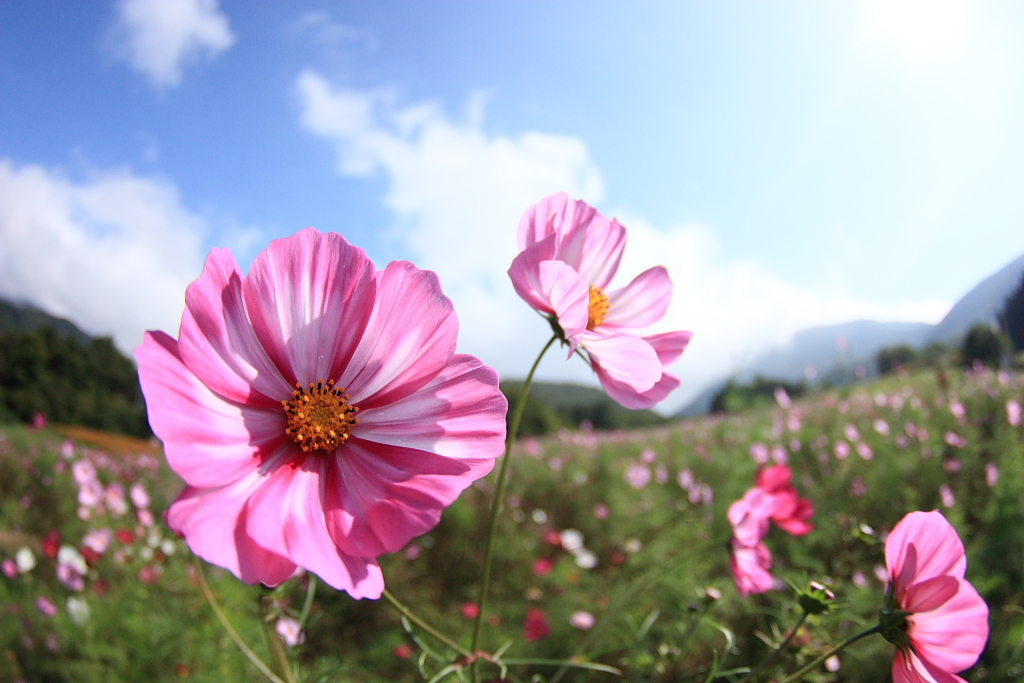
xmin=523 ymin=608 xmax=551 ymax=641
xmin=882 ymin=511 xmax=988 ymax=683
xmin=136 ymin=229 xmax=507 ymax=599
xmin=726 ymin=465 xmax=813 ymax=596
xmin=508 ymin=193 xmax=692 ymax=409
xmin=729 ymin=541 xmax=775 ymax=597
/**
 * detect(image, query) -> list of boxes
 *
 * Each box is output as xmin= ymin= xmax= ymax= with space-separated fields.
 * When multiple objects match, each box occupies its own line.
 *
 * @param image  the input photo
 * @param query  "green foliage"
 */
xmin=959 ymin=323 xmax=1010 ymax=369
xmin=0 ymin=328 xmax=149 ymax=436
xmin=876 ymin=344 xmax=919 ymax=375
xmin=710 ymin=377 xmax=805 ymax=414
xmin=3 ymin=366 xmax=1024 ymax=682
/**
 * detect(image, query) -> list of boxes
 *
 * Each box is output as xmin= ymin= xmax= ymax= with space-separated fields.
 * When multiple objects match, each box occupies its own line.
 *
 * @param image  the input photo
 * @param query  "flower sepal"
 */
xmin=878 ymin=593 xmax=912 ymax=650
xmin=796 ymin=580 xmax=836 ymax=616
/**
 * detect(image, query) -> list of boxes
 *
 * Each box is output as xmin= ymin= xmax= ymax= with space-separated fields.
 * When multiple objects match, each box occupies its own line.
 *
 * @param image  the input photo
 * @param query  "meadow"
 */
xmin=1 ymin=363 xmax=1022 ymax=683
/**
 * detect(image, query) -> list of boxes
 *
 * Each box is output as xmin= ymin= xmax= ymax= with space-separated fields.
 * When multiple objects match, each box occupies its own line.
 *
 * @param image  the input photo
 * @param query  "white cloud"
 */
xmin=296 ymin=69 xmax=604 ymax=377
xmin=612 ymin=215 xmax=950 ymax=409
xmin=296 ymin=70 xmax=949 ymax=413
xmin=110 ymin=0 xmax=235 ymax=88
xmin=0 ymin=159 xmax=207 ymax=355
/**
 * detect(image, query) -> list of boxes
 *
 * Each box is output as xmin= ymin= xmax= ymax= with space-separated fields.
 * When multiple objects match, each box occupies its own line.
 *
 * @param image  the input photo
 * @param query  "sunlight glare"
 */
xmin=864 ymin=0 xmax=970 ymax=62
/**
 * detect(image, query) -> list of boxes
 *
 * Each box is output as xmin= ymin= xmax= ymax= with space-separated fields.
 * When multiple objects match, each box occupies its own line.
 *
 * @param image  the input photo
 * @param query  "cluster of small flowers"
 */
xmin=727 ymin=464 xmax=814 ymax=596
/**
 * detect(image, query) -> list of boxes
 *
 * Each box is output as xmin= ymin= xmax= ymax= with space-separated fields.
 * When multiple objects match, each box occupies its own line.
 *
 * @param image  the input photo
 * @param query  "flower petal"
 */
xmin=903 ymin=576 xmax=960 ymax=614
xmin=909 ymin=579 xmax=989 ymax=673
xmin=893 ymin=650 xmax=968 ymax=683
xmin=136 ymin=331 xmax=284 ymax=488
xmin=323 ymin=438 xmax=486 ymax=558
xmin=886 ymin=511 xmax=967 ymax=591
xmin=509 ymin=251 xmax=590 ymax=352
xmin=356 ymin=354 xmax=507 ymax=461
xmin=242 ymin=228 xmax=377 ymax=387
xmin=730 ymin=541 xmax=774 ymax=597
xmin=518 ymin=193 xmax=625 ymax=289
xmin=582 ymin=332 xmax=661 ymax=393
xmin=167 ymin=473 xmax=296 ymax=587
xmin=644 ymin=330 xmax=693 ymax=367
xmin=177 ymin=248 xmax=291 ymax=407
xmin=508 ymin=235 xmax=559 ymax=315
xmin=243 ymin=457 xmax=384 ymax=598
xmin=339 ymin=261 xmax=458 ymax=409
xmin=602 ymin=266 xmax=672 ymax=331
xmin=558 ymin=212 xmax=626 ymax=290
xmin=518 ymin=192 xmax=569 ymax=249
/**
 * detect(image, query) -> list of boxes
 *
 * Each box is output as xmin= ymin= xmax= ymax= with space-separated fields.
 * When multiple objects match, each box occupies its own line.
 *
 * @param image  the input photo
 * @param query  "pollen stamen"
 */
xmin=587 ymin=284 xmax=611 ymax=329
xmin=282 ymin=379 xmax=360 ymax=452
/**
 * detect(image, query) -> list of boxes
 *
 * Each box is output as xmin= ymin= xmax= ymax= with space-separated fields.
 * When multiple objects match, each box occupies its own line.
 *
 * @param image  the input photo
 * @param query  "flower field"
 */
xmin=2 ymin=363 xmax=1022 ymax=682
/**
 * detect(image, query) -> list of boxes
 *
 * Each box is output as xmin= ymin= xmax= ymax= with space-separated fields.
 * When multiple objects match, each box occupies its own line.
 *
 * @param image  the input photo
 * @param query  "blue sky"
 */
xmin=2 ymin=0 xmax=1024 ymax=413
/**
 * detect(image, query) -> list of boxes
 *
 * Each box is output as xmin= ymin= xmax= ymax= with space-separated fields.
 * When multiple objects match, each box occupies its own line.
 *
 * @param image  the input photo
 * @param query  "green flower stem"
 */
xmin=470 ymin=334 xmax=559 ymax=682
xmin=382 ymin=589 xmax=473 ymax=659
xmin=776 ymin=625 xmax=881 ymax=683
xmin=259 ymin=595 xmax=298 ymax=683
xmin=737 ymin=611 xmax=808 ymax=683
xmin=192 ymin=561 xmax=287 ymax=683
xmin=297 ymin=575 xmax=317 ymax=633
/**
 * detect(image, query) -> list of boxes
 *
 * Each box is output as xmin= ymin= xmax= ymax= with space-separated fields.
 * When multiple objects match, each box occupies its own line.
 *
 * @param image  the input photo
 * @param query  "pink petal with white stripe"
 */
xmin=338 ymin=261 xmax=458 ymax=409
xmin=243 ymin=457 xmax=385 ymax=598
xmin=136 ymin=331 xmax=283 ymax=488
xmin=602 ymin=266 xmax=673 ymax=331
xmin=243 ymin=228 xmax=377 ymax=386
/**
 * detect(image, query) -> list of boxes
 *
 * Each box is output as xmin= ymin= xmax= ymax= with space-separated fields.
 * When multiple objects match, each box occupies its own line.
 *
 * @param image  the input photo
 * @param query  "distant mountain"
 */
xmin=0 ymin=299 xmax=91 ymax=345
xmin=928 ymin=253 xmax=1024 ymax=345
xmin=675 ymin=252 xmax=1024 ymax=418
xmin=673 ymin=320 xmax=932 ymax=418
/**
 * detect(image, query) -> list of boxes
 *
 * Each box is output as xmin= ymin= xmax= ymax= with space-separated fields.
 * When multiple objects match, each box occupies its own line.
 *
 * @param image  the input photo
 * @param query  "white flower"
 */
xmin=559 ymin=529 xmax=584 ymax=553
xmin=66 ymin=597 xmax=90 ymax=627
xmin=574 ymin=550 xmax=598 ymax=569
xmin=15 ymin=547 xmax=36 ymax=573
xmin=58 ymin=546 xmax=88 ymax=574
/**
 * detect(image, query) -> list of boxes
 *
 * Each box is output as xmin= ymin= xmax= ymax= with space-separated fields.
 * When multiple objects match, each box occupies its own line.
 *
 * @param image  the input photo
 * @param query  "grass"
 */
xmin=1 ymin=365 xmax=1022 ymax=682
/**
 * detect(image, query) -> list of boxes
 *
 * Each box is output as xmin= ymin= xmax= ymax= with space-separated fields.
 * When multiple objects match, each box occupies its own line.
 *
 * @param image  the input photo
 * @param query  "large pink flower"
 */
xmin=136 ymin=229 xmax=507 ymax=599
xmin=883 ymin=511 xmax=989 ymax=683
xmin=508 ymin=193 xmax=692 ymax=409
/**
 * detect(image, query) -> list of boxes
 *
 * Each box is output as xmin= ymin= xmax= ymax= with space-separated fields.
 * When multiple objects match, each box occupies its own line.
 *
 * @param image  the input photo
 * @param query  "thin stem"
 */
xmin=297 ymin=575 xmax=317 ymax=632
xmin=259 ymin=595 xmax=298 ymax=683
xmin=776 ymin=625 xmax=881 ymax=683
xmin=737 ymin=611 xmax=808 ymax=683
xmin=192 ymin=562 xmax=287 ymax=683
xmin=382 ymin=589 xmax=473 ymax=659
xmin=470 ymin=334 xmax=559 ymax=681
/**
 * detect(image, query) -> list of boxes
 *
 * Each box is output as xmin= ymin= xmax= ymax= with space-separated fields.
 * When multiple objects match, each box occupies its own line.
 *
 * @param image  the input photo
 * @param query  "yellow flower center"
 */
xmin=282 ymin=379 xmax=360 ymax=452
xmin=587 ymin=285 xmax=611 ymax=330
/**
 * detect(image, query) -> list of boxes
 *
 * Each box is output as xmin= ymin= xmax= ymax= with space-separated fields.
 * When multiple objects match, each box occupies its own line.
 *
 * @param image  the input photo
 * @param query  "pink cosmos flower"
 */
xmin=569 ymin=610 xmax=596 ymax=630
xmin=729 ymin=541 xmax=775 ymax=597
xmin=726 ymin=465 xmax=813 ymax=596
xmin=136 ymin=228 xmax=507 ymax=599
xmin=882 ymin=511 xmax=988 ymax=683
xmin=508 ymin=193 xmax=692 ymax=409
xmin=130 ymin=482 xmax=151 ymax=509
xmin=1008 ymin=399 xmax=1022 ymax=427
xmin=36 ymin=596 xmax=57 ymax=617
xmin=276 ymin=617 xmax=305 ymax=647
xmin=624 ymin=463 xmax=652 ymax=490
xmin=753 ymin=465 xmax=814 ymax=536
